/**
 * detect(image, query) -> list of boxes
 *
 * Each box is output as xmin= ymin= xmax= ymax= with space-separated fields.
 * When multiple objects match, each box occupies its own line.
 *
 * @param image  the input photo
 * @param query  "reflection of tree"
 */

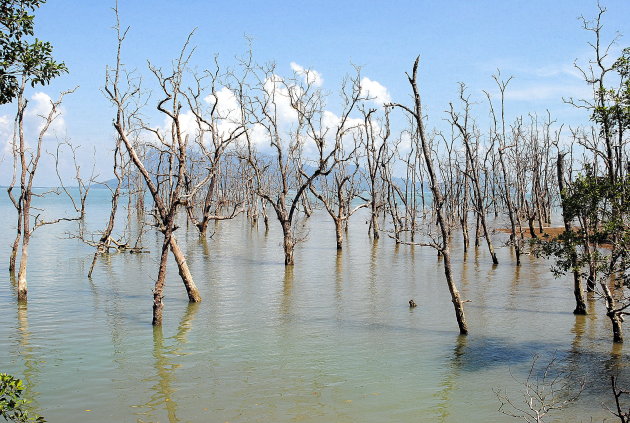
xmin=432 ymin=335 xmax=467 ymax=421
xmin=139 ymin=303 xmax=199 ymax=423
xmin=15 ymin=302 xmax=42 ymax=413
xmin=280 ymin=267 xmax=294 ymax=321
xmin=334 ymin=250 xmax=343 ymax=318
xmin=368 ymin=241 xmax=379 ymax=318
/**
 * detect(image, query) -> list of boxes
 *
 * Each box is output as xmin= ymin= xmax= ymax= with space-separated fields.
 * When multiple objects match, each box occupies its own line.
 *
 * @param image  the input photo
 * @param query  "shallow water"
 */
xmin=0 ymin=189 xmax=627 ymax=422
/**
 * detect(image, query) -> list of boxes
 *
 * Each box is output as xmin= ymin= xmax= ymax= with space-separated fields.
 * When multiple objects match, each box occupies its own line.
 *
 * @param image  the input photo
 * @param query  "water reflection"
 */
xmin=1 ymin=202 xmax=629 ymax=422
xmin=137 ymin=303 xmax=199 ymax=423
xmin=433 ymin=335 xmax=468 ymax=421
xmin=280 ymin=267 xmax=294 ymax=321
xmin=14 ymin=302 xmax=42 ymax=413
xmin=335 ymin=250 xmax=344 ymax=319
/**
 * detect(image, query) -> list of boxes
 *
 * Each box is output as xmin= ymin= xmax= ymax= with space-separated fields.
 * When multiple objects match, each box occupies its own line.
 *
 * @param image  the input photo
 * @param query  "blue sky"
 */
xmin=1 ymin=0 xmax=629 ymax=184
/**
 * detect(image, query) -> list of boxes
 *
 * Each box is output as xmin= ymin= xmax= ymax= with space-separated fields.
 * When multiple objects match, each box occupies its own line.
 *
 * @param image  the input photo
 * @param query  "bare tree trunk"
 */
xmin=169 ymin=238 xmax=202 ymax=302
xmin=442 ymin=248 xmax=468 ymax=334
xmin=335 ymin=218 xmax=344 ymax=250
xmin=88 ymin=176 xmax=121 ymax=278
xmin=394 ymin=57 xmax=468 ymax=335
xmin=9 ymin=213 xmax=21 ymax=274
xmin=16 ymin=233 xmax=30 ymax=302
xmin=449 ymin=89 xmax=498 ymax=264
xmin=602 ymin=282 xmax=624 ymax=343
xmin=153 ymin=232 xmax=171 ymax=326
xmin=281 ymin=220 xmax=294 ymax=265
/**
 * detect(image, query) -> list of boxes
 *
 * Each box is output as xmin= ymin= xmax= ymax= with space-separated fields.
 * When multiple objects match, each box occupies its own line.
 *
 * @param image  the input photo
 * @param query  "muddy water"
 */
xmin=0 ymin=189 xmax=627 ymax=422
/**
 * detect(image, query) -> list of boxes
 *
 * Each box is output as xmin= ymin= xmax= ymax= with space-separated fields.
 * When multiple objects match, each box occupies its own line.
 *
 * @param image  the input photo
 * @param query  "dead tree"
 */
xmin=609 ymin=376 xmax=630 ymax=423
xmin=485 ymin=74 xmax=522 ymax=265
xmin=361 ymin=107 xmax=388 ymax=240
xmin=104 ymin=13 xmax=201 ymax=325
xmin=448 ymin=84 xmax=498 ymax=264
xmin=391 ymin=57 xmax=468 ymax=335
xmin=495 ymin=354 xmax=584 ymax=423
xmin=238 ymin=61 xmax=359 ymax=265
xmin=86 ymin=135 xmax=145 ymax=278
xmin=182 ymin=62 xmax=246 ymax=236
xmin=7 ymin=78 xmax=80 ymax=302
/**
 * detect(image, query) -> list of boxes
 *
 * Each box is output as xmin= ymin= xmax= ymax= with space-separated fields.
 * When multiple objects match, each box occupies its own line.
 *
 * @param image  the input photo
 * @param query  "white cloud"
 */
xmin=504 ymin=83 xmax=592 ymax=101
xmin=290 ymin=62 xmax=323 ymax=87
xmin=152 ymin=87 xmax=244 ymax=147
xmin=26 ymin=92 xmax=66 ymax=136
xmin=0 ymin=92 xmax=67 ymax=157
xmin=203 ymin=86 xmax=243 ymax=140
xmin=360 ymin=77 xmax=391 ymax=106
xmin=0 ymin=114 xmax=12 ymax=156
xmin=263 ymin=74 xmax=299 ymax=125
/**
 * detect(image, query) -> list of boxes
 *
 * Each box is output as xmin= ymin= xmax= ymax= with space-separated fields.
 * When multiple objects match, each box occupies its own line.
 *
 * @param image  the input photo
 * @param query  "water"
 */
xmin=0 ymin=189 xmax=627 ymax=422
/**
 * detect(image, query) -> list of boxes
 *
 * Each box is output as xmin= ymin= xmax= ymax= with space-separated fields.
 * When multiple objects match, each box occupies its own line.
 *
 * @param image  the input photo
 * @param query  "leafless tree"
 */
xmin=238 ymin=61 xmax=361 ymax=265
xmin=495 ymin=354 xmax=584 ymax=423
xmin=391 ymin=57 xmax=468 ymax=335
xmin=104 ymin=9 xmax=201 ymax=325
xmin=309 ymin=136 xmax=367 ymax=249
xmin=360 ymin=106 xmax=389 ymax=240
xmin=485 ymin=74 xmax=523 ymax=265
xmin=181 ymin=60 xmax=246 ymax=236
xmin=609 ymin=376 xmax=630 ymax=423
xmin=448 ymin=84 xmax=498 ymax=264
xmin=7 ymin=77 xmax=82 ymax=302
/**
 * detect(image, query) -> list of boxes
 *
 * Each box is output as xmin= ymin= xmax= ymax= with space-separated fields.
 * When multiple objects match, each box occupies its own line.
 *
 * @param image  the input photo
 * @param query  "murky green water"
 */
xmin=1 ymin=189 xmax=627 ymax=422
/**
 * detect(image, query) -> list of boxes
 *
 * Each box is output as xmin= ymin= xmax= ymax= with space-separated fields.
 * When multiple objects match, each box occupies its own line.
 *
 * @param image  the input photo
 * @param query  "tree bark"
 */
xmin=9 ymin=213 xmax=21 ymax=274
xmin=395 ymin=57 xmax=468 ymax=335
xmin=170 ymin=237 xmax=202 ymax=302
xmin=335 ymin=218 xmax=344 ymax=250
xmin=281 ymin=220 xmax=295 ymax=266
xmin=153 ymin=232 xmax=171 ymax=326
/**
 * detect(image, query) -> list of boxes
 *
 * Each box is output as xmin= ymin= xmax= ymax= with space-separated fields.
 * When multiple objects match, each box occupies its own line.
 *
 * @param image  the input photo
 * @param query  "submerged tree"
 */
xmin=535 ymin=6 xmax=629 ymax=342
xmin=4 ymin=0 xmax=69 ymax=302
xmin=392 ymin=57 xmax=469 ymax=335
xmin=7 ymin=84 xmax=81 ymax=302
xmin=238 ymin=61 xmax=363 ymax=265
xmin=105 ymin=10 xmax=201 ymax=325
xmin=536 ymin=169 xmax=629 ymax=342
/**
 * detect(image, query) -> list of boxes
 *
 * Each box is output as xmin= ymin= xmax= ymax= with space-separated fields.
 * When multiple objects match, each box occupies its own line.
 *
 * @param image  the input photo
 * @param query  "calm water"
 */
xmin=0 ymin=189 xmax=627 ymax=422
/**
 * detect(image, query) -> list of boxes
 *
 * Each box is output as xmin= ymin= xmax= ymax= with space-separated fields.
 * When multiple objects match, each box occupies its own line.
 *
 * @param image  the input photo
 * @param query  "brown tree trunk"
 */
xmin=153 ymin=233 xmax=171 ymax=326
xmin=371 ymin=205 xmax=380 ymax=240
xmin=396 ymin=57 xmax=468 ymax=335
xmin=281 ymin=220 xmax=295 ymax=265
xmin=335 ymin=218 xmax=344 ymax=250
xmin=608 ymin=311 xmax=623 ymax=344
xmin=17 ymin=230 xmax=30 ymax=302
xmin=88 ymin=181 xmax=121 ymax=278
xmin=9 ymin=217 xmax=21 ymax=274
xmin=602 ymin=283 xmax=623 ymax=343
xmin=442 ymin=248 xmax=468 ymax=334
xmin=169 ymin=238 xmax=202 ymax=302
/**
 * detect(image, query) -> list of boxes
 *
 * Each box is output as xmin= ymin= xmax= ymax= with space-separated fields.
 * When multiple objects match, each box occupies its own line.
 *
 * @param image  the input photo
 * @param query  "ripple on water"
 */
xmin=0 ymin=200 xmax=626 ymax=422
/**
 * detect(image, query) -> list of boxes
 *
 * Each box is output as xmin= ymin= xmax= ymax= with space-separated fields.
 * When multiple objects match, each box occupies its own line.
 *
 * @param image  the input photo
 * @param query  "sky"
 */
xmin=1 ymin=0 xmax=629 ymax=185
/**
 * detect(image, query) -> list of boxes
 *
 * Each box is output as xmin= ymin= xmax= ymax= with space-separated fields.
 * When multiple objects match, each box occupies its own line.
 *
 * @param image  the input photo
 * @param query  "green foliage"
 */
xmin=0 ymin=0 xmax=67 ymax=104
xmin=0 ymin=373 xmax=45 ymax=422
xmin=533 ymin=170 xmax=629 ymax=286
xmin=591 ymin=47 xmax=630 ymax=135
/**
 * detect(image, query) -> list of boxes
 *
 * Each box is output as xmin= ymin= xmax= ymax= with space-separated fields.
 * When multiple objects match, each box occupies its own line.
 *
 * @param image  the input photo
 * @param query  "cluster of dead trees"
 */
xmin=4 ymin=7 xmax=627 ymax=345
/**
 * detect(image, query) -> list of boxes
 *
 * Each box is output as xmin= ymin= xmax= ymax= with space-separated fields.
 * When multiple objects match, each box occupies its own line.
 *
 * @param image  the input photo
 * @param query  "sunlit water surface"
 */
xmin=0 ymin=189 xmax=628 ymax=422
